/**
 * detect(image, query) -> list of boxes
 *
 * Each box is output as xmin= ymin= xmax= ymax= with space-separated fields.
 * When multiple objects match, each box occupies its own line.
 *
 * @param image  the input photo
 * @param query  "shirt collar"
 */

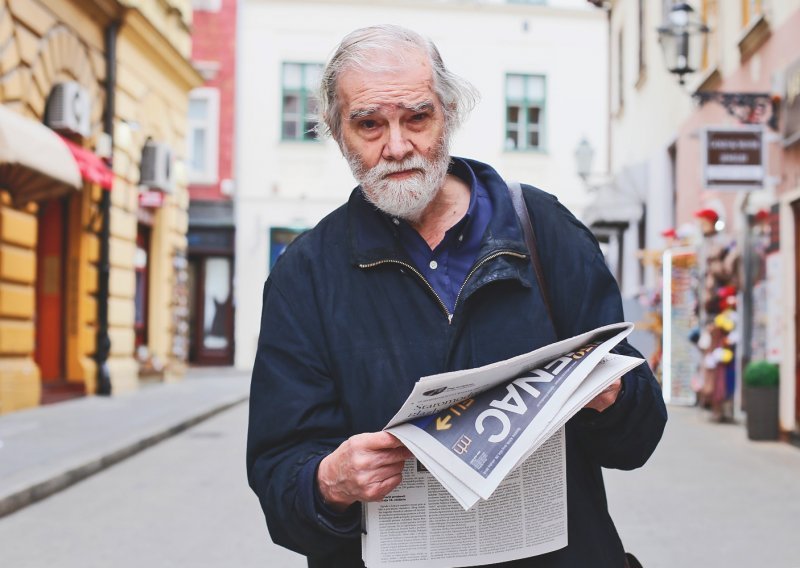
xmin=389 ymin=157 xmax=482 ymax=240
xmin=348 ymin=156 xmax=520 ymax=265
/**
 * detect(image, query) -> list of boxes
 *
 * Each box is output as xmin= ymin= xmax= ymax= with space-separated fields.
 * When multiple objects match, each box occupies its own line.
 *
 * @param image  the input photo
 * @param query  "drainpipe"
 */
xmin=95 ymin=20 xmax=119 ymax=396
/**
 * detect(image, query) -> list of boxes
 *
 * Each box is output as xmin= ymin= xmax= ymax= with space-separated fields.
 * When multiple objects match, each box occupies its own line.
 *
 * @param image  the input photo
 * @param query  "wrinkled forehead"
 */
xmin=337 ymin=49 xmax=437 ymax=115
xmin=338 ymin=40 xmax=430 ymax=74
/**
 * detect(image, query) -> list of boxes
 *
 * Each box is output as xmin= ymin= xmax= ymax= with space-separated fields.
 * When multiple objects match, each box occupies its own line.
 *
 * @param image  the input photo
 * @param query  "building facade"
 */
xmin=594 ymin=0 xmax=800 ymax=436
xmin=235 ymin=0 xmax=609 ymax=368
xmin=0 ymin=0 xmax=201 ymax=414
xmin=186 ymin=0 xmax=237 ymax=366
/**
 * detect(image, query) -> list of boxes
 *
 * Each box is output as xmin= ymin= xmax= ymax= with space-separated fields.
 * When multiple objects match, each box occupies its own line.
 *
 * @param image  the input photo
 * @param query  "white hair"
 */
xmin=316 ymin=24 xmax=479 ymax=143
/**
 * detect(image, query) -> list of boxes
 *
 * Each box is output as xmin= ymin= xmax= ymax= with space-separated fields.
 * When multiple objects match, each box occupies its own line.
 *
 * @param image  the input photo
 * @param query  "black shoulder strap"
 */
xmin=506 ymin=180 xmax=556 ymax=331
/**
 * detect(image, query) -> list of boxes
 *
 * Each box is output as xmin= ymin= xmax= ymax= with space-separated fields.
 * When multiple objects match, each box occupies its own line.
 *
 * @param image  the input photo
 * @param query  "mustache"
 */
xmin=364 ymin=155 xmax=429 ymax=178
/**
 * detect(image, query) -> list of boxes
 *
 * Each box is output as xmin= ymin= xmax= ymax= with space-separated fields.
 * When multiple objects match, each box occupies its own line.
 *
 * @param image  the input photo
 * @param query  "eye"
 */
xmin=410 ymin=113 xmax=428 ymax=122
xmin=359 ymin=119 xmax=378 ymax=130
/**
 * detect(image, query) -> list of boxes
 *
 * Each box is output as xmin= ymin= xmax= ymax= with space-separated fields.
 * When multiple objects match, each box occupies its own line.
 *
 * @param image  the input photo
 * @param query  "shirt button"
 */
xmin=429 ymin=260 xmax=438 ymax=270
xmin=392 ymin=218 xmax=400 ymax=225
xmin=458 ymin=235 xmax=464 ymax=242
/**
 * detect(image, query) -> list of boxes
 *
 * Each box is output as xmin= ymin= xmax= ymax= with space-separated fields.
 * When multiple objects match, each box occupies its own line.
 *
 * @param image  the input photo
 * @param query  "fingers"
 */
xmin=350 ymin=461 xmax=407 ymax=501
xmin=352 ymin=431 xmax=406 ymax=450
xmin=584 ymin=378 xmax=622 ymax=412
xmin=317 ymin=431 xmax=414 ymax=509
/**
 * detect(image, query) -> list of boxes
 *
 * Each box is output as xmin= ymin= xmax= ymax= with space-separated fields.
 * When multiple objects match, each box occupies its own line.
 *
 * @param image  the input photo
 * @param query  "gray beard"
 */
xmin=345 ymin=140 xmax=451 ymax=223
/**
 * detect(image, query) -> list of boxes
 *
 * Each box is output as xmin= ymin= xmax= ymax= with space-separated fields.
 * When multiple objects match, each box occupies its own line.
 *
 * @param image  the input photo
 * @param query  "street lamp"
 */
xmin=656 ymin=2 xmax=780 ymax=130
xmin=656 ymin=2 xmax=709 ymax=86
xmin=574 ymin=137 xmax=595 ymax=183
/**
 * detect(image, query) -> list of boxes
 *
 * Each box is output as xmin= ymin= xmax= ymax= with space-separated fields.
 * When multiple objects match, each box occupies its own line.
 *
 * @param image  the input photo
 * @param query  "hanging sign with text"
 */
xmin=702 ymin=126 xmax=765 ymax=191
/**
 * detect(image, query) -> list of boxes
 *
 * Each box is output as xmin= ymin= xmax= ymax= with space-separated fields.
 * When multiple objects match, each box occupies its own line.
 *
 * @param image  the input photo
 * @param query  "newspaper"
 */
xmin=362 ymin=322 xmax=643 ymax=568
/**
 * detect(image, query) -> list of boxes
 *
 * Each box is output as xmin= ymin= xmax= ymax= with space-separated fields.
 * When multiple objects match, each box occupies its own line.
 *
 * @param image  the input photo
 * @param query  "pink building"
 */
xmin=595 ymin=1 xmax=800 ymax=440
xmin=671 ymin=7 xmax=800 ymax=437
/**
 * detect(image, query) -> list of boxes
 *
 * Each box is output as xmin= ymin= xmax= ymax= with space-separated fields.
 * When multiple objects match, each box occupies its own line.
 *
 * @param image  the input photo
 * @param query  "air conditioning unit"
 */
xmin=45 ymin=81 xmax=92 ymax=138
xmin=140 ymin=141 xmax=174 ymax=193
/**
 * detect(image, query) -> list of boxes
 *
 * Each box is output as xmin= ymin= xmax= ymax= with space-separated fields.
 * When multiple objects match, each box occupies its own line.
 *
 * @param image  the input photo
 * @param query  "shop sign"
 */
xmin=765 ymin=252 xmax=782 ymax=364
xmin=139 ymin=189 xmax=165 ymax=208
xmin=702 ymin=126 xmax=764 ymax=190
xmin=661 ymin=248 xmax=698 ymax=406
xmin=783 ymin=56 xmax=800 ymax=147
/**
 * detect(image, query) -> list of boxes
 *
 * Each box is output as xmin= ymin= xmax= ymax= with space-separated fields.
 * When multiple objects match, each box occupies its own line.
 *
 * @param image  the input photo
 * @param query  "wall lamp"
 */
xmin=657 ymin=2 xmax=780 ymax=131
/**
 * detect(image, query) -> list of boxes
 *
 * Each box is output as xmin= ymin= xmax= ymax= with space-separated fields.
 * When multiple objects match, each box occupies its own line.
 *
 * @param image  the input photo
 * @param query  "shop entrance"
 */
xmin=188 ymin=255 xmax=233 ymax=365
xmin=35 ymin=196 xmax=84 ymax=404
xmin=794 ymin=200 xmax=800 ymax=427
xmin=35 ymin=197 xmax=67 ymax=382
xmin=135 ymin=223 xmax=152 ymax=351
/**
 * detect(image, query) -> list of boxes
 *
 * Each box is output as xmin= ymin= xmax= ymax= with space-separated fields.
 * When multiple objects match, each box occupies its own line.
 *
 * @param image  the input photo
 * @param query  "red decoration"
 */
xmin=694 ymin=208 xmax=719 ymax=223
xmin=59 ymin=136 xmax=114 ymax=190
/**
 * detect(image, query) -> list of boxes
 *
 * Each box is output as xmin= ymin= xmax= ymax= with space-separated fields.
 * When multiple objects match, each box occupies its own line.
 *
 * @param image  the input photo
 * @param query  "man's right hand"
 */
xmin=317 ymin=432 xmax=414 ymax=512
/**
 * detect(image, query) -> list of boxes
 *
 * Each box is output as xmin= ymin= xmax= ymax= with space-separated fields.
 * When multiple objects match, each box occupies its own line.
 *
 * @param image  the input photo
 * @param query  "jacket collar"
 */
xmin=347 ymin=157 xmax=529 ymax=267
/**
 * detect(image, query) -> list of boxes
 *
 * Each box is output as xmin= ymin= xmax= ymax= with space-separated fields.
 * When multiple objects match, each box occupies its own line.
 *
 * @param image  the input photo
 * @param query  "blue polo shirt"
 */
xmin=392 ymin=158 xmax=493 ymax=313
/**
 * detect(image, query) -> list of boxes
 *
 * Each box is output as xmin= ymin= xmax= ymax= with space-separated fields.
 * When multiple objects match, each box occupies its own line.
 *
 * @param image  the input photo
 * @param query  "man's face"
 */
xmin=337 ymin=50 xmax=450 ymax=221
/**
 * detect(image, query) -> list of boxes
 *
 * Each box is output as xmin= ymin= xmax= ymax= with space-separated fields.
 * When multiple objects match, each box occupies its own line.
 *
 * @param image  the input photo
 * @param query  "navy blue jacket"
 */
xmin=247 ymin=158 xmax=667 ymax=568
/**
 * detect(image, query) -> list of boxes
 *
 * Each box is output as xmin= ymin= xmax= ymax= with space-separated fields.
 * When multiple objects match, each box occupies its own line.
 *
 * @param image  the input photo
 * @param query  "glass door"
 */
xmin=191 ymin=255 xmax=233 ymax=365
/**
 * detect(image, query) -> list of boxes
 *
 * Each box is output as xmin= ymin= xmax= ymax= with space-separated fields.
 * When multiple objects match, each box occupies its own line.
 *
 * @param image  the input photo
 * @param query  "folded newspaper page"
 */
xmin=362 ymin=322 xmax=644 ymax=568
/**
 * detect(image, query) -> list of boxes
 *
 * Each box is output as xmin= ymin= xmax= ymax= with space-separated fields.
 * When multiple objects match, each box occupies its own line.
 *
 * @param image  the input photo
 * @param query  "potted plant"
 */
xmin=743 ymin=361 xmax=779 ymax=441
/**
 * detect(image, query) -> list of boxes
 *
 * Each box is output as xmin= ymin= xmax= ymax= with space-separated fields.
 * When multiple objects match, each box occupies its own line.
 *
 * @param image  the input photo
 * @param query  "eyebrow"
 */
xmin=347 ymin=100 xmax=436 ymax=121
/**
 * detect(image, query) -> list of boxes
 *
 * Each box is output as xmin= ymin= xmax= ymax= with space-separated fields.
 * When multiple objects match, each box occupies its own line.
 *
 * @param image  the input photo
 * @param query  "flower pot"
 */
xmin=745 ymin=385 xmax=779 ymax=441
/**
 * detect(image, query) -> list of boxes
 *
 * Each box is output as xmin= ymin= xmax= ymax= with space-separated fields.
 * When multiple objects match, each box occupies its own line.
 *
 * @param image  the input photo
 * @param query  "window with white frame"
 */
xmin=281 ymin=62 xmax=323 ymax=141
xmin=505 ymin=74 xmax=546 ymax=151
xmin=742 ymin=0 xmax=763 ymax=27
xmin=187 ymin=88 xmax=219 ymax=184
xmin=191 ymin=0 xmax=222 ymax=12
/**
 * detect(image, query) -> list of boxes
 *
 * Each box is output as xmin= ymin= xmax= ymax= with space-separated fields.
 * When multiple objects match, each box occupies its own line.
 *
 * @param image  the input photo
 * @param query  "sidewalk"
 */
xmin=605 ymin=405 xmax=800 ymax=568
xmin=0 ymin=367 xmax=251 ymax=518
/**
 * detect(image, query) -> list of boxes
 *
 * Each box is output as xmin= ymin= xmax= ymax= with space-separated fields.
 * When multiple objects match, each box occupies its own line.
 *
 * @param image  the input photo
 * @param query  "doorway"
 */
xmin=35 ymin=196 xmax=84 ymax=403
xmin=35 ymin=197 xmax=66 ymax=382
xmin=188 ymin=255 xmax=233 ymax=365
xmin=793 ymin=200 xmax=800 ymax=427
xmin=134 ymin=223 xmax=151 ymax=352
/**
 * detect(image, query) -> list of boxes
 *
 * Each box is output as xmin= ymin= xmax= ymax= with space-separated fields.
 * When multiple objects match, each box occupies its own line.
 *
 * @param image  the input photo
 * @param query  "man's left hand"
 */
xmin=583 ymin=378 xmax=622 ymax=412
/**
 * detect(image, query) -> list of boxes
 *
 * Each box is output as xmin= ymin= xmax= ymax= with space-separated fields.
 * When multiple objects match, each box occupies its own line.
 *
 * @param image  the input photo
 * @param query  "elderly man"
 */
xmin=247 ymin=25 xmax=666 ymax=568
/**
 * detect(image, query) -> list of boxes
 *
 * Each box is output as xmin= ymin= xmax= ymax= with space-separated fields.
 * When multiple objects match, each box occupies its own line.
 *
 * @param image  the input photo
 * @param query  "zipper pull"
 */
xmin=448 ymin=313 xmax=453 ymax=325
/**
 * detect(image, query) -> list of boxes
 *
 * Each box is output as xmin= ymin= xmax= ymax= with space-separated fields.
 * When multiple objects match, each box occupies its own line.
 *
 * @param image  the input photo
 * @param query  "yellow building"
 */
xmin=0 ymin=0 xmax=201 ymax=413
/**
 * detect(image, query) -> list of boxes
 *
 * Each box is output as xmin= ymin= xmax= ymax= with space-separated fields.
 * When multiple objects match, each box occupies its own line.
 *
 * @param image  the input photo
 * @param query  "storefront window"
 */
xmin=202 ymin=257 xmax=231 ymax=350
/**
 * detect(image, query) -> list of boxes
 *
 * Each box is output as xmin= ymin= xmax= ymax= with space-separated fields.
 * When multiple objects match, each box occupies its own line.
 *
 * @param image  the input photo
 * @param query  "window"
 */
xmin=637 ymin=0 xmax=646 ymax=83
xmin=504 ymin=74 xmax=545 ymax=151
xmin=191 ymin=0 xmax=221 ymax=12
xmin=701 ymin=0 xmax=720 ymax=72
xmin=282 ymin=62 xmax=322 ymax=141
xmin=270 ymin=227 xmax=306 ymax=269
xmin=614 ymin=29 xmax=624 ymax=113
xmin=186 ymin=88 xmax=219 ymax=184
xmin=742 ymin=0 xmax=763 ymax=27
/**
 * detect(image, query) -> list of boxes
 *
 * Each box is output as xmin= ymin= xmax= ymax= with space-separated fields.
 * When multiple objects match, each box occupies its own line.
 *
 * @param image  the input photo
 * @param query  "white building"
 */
xmin=234 ymin=0 xmax=608 ymax=368
xmin=583 ymin=1 xmax=694 ymax=299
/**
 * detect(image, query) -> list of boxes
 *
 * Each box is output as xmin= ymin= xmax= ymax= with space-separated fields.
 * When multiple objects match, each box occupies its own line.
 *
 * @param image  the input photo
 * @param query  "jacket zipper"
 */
xmin=358 ymin=250 xmax=526 ymax=325
xmin=452 ymin=250 xmax=527 ymax=312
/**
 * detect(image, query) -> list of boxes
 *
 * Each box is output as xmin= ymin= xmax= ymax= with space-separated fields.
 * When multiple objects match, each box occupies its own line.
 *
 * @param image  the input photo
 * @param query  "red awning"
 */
xmin=60 ymin=136 xmax=114 ymax=190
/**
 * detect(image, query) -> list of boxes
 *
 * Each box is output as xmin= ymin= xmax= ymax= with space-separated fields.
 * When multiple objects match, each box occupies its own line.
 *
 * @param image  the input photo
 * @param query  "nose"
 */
xmin=382 ymin=124 xmax=413 ymax=161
